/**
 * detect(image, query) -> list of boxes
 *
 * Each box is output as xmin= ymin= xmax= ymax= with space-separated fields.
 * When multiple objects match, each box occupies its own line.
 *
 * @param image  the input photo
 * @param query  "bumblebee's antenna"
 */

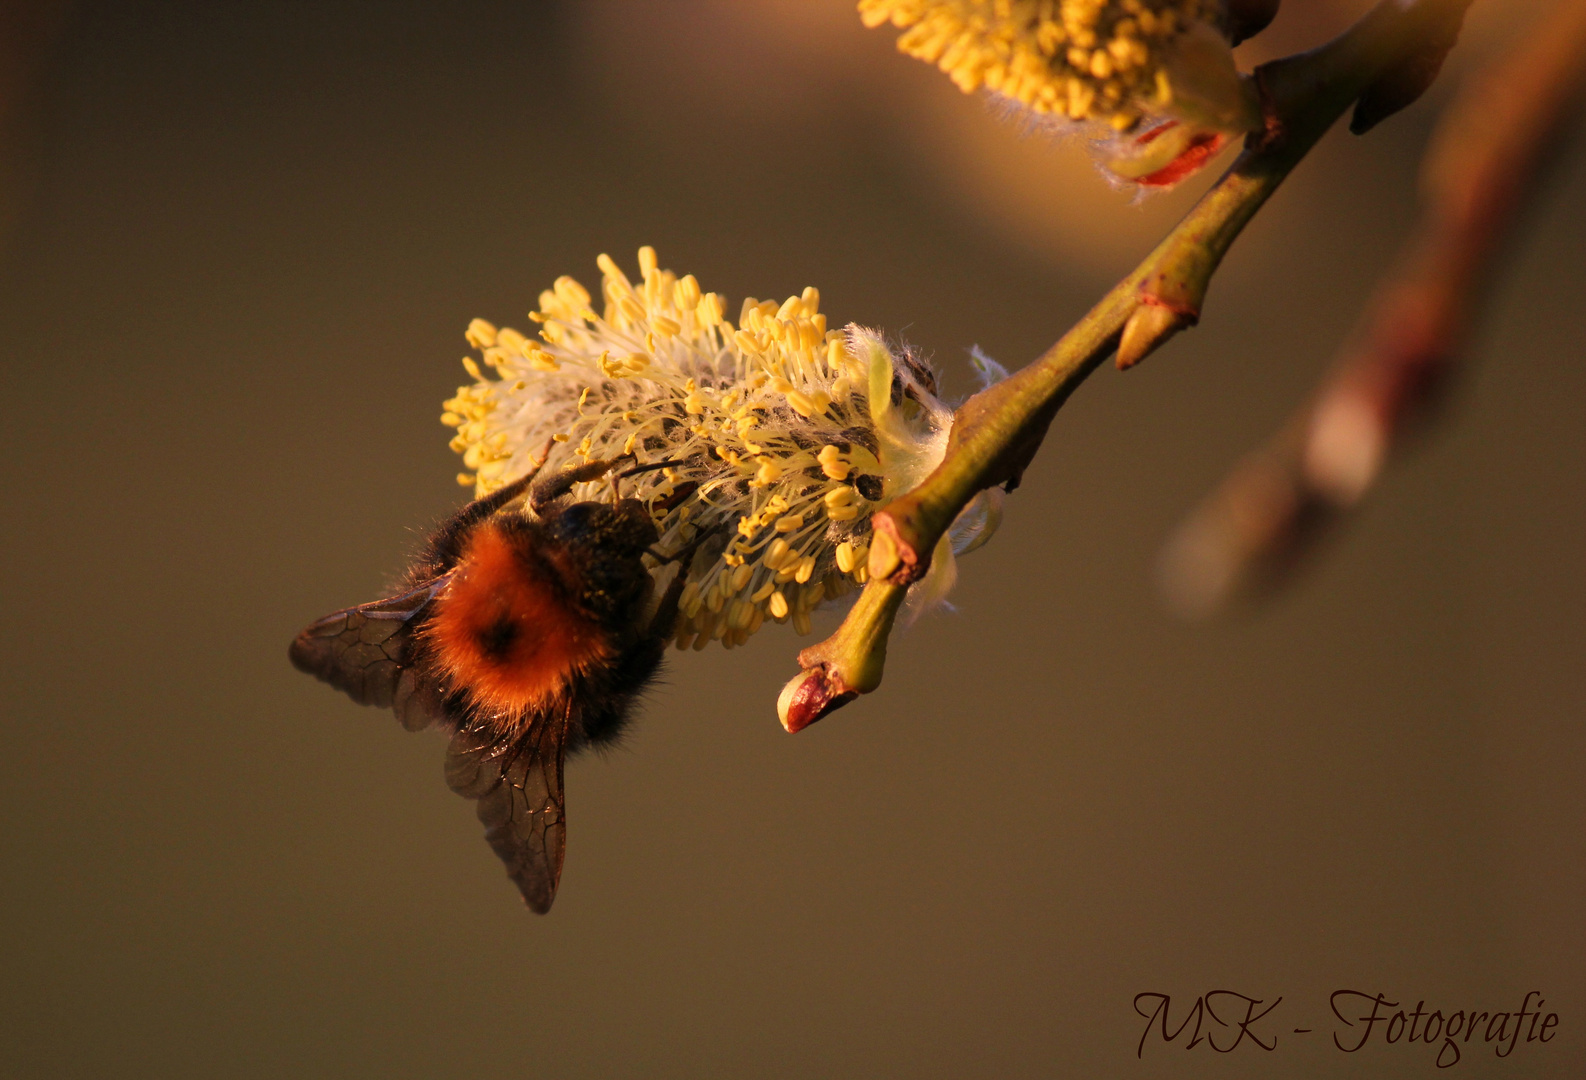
xmin=613 ymin=458 xmax=689 ymax=505
xmin=617 ymin=459 xmax=687 ymax=480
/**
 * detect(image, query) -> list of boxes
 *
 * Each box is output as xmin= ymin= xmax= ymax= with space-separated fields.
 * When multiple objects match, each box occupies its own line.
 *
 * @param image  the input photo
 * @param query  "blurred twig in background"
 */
xmin=1159 ymin=0 xmax=1586 ymax=619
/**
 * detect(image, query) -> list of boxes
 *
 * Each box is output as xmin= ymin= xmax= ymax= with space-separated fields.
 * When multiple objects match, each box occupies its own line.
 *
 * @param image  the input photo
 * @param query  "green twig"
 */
xmin=781 ymin=0 xmax=1476 ymax=730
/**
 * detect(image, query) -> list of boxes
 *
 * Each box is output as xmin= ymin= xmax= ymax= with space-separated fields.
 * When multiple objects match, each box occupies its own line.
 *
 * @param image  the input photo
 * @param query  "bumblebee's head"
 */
xmin=545 ymin=499 xmax=658 ymax=555
xmin=424 ymin=520 xmax=610 ymax=714
xmin=541 ymin=499 xmax=660 ymax=617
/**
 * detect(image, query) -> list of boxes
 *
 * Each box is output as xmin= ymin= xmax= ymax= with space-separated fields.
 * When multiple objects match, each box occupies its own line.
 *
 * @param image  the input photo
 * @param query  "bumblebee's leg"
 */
xmin=529 ymin=454 xmax=635 ymax=513
xmin=463 ymin=448 xmax=550 ymax=517
xmin=643 ymin=530 xmax=716 ymax=639
xmin=648 ymin=480 xmax=698 ymax=515
xmin=646 ymin=563 xmax=691 ymax=641
xmin=424 ymin=442 xmax=552 ymax=568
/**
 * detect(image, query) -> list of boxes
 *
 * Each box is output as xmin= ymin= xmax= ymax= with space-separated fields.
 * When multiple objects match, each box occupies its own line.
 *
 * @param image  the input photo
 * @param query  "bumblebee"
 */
xmin=290 ymin=454 xmax=700 ymax=913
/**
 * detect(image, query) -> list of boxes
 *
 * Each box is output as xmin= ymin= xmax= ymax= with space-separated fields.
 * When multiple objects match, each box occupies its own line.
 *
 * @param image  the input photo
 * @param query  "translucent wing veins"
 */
xmin=288 ymin=576 xmax=451 ymax=723
xmin=444 ymin=713 xmax=569 ymax=914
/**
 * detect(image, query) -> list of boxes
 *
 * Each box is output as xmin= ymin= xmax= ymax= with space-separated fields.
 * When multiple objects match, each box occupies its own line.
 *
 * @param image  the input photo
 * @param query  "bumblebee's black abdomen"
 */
xmin=565 ymin=632 xmax=669 ymax=754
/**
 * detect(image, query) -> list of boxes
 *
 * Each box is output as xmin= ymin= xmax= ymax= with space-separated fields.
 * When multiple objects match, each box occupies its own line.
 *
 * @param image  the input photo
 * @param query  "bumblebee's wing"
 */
xmin=289 ymin=576 xmax=451 ymax=732
xmin=444 ymin=714 xmax=568 ymax=914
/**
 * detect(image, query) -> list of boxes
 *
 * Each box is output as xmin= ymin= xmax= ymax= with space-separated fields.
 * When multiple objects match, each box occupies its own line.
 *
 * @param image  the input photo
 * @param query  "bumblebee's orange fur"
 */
xmin=424 ymin=521 xmax=610 ymax=714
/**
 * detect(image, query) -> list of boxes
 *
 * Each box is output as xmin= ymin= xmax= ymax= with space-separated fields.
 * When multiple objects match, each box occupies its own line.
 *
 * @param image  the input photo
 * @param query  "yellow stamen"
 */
xmin=465 ymin=319 xmax=497 ymax=349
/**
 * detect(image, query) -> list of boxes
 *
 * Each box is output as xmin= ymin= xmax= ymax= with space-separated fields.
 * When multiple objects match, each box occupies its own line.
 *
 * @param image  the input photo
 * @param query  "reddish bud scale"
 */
xmin=1134 ymin=130 xmax=1228 ymax=187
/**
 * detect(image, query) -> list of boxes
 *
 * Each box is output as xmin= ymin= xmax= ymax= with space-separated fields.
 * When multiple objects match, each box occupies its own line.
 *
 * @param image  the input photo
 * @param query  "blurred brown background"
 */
xmin=1 ymin=2 xmax=1580 ymax=1077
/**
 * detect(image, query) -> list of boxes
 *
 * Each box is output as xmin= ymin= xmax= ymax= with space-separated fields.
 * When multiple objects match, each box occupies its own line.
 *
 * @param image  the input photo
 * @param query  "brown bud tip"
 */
xmin=777 ymin=668 xmax=858 ymax=733
xmin=1117 ymin=301 xmax=1187 ymax=370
